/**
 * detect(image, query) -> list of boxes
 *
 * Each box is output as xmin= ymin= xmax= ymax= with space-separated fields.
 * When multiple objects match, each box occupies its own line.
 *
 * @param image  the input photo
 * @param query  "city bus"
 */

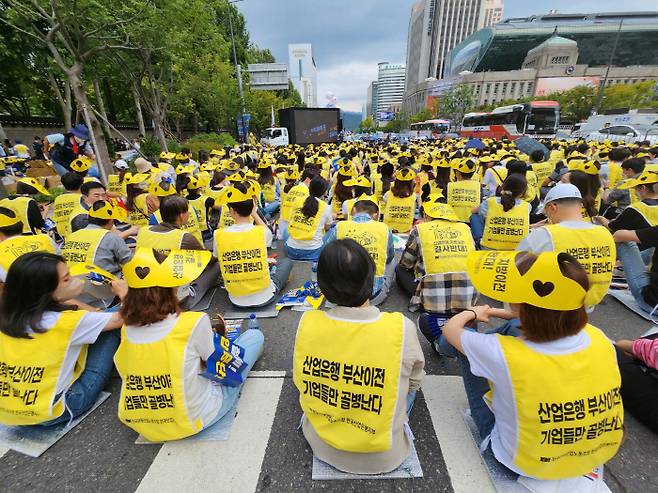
xmin=409 ymin=119 xmax=451 ymax=139
xmin=460 ymin=101 xmax=560 ymax=139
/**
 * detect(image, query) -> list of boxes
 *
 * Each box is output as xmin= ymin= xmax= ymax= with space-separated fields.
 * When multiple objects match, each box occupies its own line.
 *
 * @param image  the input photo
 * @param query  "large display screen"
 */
xmin=292 ymin=109 xmax=340 ymax=144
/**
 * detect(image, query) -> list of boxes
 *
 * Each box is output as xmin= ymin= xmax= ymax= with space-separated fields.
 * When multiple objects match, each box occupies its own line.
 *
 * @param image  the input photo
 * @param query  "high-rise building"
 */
xmin=366 ymin=81 xmax=379 ymax=119
xmin=376 ymin=63 xmax=406 ymax=124
xmin=288 ymin=44 xmax=318 ymax=107
xmin=403 ymin=0 xmax=503 ymax=113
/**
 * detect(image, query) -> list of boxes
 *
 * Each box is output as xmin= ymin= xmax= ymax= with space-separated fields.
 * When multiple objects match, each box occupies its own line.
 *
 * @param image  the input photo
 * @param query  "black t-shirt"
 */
xmin=609 ymin=199 xmax=658 ymax=249
xmin=636 ymin=226 xmax=658 ymax=307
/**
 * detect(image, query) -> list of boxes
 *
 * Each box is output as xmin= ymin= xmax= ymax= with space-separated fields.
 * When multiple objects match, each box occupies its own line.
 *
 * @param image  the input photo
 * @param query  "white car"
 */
xmin=587 ymin=124 xmax=658 ymax=145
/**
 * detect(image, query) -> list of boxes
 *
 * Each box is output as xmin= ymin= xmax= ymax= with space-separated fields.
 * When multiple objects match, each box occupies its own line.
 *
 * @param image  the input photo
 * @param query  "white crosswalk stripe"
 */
xmin=422 ymin=375 xmax=495 ymax=493
xmin=136 ymin=377 xmax=284 ymax=493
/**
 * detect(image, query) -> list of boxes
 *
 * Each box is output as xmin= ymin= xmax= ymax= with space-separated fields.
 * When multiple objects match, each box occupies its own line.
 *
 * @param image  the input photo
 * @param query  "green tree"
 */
xmin=357 ymin=116 xmax=376 ymax=133
xmin=409 ymin=108 xmax=434 ymax=124
xmin=600 ymin=81 xmax=658 ymax=112
xmin=383 ymin=114 xmax=407 ymax=133
xmin=437 ymin=84 xmax=477 ymax=129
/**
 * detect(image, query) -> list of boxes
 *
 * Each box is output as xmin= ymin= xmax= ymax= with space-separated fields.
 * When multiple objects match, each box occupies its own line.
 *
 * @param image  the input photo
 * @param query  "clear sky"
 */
xmin=236 ymin=0 xmax=655 ymax=112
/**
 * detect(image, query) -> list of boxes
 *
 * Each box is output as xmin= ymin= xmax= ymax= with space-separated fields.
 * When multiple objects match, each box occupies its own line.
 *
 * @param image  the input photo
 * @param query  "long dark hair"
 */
xmin=334 ymin=174 xmax=353 ymax=203
xmin=301 ymin=177 xmax=328 ymax=218
xmin=126 ymin=183 xmax=146 ymax=212
xmin=0 ymin=253 xmax=70 ymax=338
xmin=434 ymin=167 xmax=451 ymax=194
xmin=391 ymin=177 xmax=414 ymax=198
xmin=257 ymin=166 xmax=275 ymax=186
xmin=498 ymin=174 xmax=527 ymax=212
xmin=567 ymin=170 xmax=597 ymax=218
xmin=380 ymin=162 xmax=394 ymax=193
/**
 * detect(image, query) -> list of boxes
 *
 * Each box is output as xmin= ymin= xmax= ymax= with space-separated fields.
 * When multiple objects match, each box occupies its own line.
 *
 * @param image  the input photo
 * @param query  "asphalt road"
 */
xmin=0 ymin=243 xmax=656 ymax=493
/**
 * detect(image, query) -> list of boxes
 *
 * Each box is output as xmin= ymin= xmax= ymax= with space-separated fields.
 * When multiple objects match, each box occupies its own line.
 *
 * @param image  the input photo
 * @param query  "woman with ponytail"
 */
xmin=479 ymin=174 xmax=530 ymax=250
xmin=286 ymin=176 xmax=333 ymax=261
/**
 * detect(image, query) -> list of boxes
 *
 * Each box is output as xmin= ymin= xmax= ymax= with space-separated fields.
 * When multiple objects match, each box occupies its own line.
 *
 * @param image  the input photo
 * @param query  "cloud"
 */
xmin=316 ymin=61 xmax=380 ymax=112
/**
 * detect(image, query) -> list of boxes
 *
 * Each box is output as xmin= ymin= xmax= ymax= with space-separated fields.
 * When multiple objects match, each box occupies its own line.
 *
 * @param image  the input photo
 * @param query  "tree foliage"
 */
xmin=357 ymin=116 xmax=376 ymax=133
xmin=436 ymin=84 xmax=477 ymax=129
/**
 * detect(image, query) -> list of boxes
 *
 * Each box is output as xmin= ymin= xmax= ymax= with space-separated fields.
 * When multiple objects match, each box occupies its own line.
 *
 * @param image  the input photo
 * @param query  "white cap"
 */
xmin=114 ymin=159 xmax=128 ymax=170
xmin=544 ymin=183 xmax=582 ymax=204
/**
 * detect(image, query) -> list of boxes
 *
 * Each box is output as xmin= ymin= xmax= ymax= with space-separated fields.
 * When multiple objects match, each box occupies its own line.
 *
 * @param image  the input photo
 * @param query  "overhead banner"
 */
xmin=534 ymin=76 xmax=600 ymax=96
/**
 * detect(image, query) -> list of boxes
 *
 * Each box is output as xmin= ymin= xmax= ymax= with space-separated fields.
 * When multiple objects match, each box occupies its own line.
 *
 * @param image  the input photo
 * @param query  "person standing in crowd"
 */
xmin=44 ymin=124 xmax=100 ymax=179
xmin=61 ymin=201 xmax=135 ymax=310
xmin=0 ymin=252 xmax=125 ymax=426
xmin=0 ymin=207 xmax=56 ymax=282
xmin=518 ymin=183 xmax=615 ymax=307
xmin=286 ymin=176 xmax=332 ymax=261
xmin=442 ymin=250 xmax=623 ymax=482
xmin=293 ymin=239 xmax=425 ymax=474
xmin=33 ymin=135 xmax=45 ymax=160
xmin=115 ymin=248 xmax=264 ymax=442
xmin=215 ymin=182 xmax=292 ymax=308
xmin=328 ymin=198 xmax=395 ymax=305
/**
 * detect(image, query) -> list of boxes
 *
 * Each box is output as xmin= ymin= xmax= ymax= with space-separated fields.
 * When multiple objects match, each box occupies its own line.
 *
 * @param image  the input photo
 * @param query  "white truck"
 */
xmin=571 ymin=111 xmax=658 ymax=138
xmin=261 ymin=127 xmax=289 ymax=147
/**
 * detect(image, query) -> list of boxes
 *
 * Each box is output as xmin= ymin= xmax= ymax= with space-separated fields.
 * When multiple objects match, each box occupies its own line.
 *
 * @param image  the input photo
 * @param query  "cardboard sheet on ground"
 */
xmin=0 ymin=391 xmax=110 ymax=458
xmin=135 ymin=397 xmax=239 ymax=444
xmin=311 ymin=442 xmax=423 ymax=480
xmin=607 ymin=290 xmax=656 ymax=322
xmin=463 ymin=412 xmax=611 ymax=493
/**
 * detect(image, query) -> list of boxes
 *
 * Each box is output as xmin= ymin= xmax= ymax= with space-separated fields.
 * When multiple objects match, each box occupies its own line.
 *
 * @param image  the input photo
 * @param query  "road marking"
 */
xmin=136 ymin=377 xmax=284 ymax=493
xmin=248 ymin=370 xmax=287 ymax=378
xmin=422 ymin=375 xmax=495 ymax=493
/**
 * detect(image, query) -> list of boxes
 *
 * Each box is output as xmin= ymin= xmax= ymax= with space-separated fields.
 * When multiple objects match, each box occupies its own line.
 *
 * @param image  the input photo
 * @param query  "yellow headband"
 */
xmin=17 ymin=177 xmax=50 ymax=196
xmin=87 ymin=201 xmax=116 ymax=220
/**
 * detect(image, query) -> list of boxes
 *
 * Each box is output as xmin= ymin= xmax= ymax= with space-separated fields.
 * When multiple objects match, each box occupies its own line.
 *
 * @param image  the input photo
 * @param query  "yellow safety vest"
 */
xmin=107 ymin=174 xmax=123 ymax=195
xmin=496 ymin=325 xmax=623 ymax=479
xmin=67 ymin=203 xmax=88 ymax=233
xmin=0 ymin=197 xmax=33 ymax=234
xmin=628 ymin=201 xmax=658 ymax=226
xmin=607 ymin=162 xmax=623 ymax=190
xmin=0 ymin=311 xmax=88 ymax=425
xmin=114 ymin=312 xmax=205 ymax=442
xmin=532 ymin=162 xmax=554 ymax=190
xmin=383 ymin=193 xmax=416 ymax=233
xmin=523 ymin=170 xmax=538 ymax=203
xmin=0 ymin=234 xmax=55 ymax=272
xmin=61 ymin=228 xmax=108 ymax=264
xmin=188 ymin=196 xmax=209 ymax=232
xmin=262 ymin=182 xmax=277 ymax=203
xmin=332 ymin=196 xmax=345 ymax=220
xmin=293 ymin=310 xmax=404 ymax=453
xmin=153 ymin=209 xmax=203 ymax=244
xmin=447 ymin=180 xmax=481 ymax=222
xmin=136 ymin=226 xmax=185 ymax=254
xmin=52 ymin=193 xmax=82 ymax=238
xmin=336 ymin=220 xmax=389 ymax=276
xmin=288 ymin=199 xmax=328 ymax=241
xmin=545 ymin=223 xmax=615 ymax=306
xmin=489 ymin=166 xmax=508 ymax=186
xmin=417 ymin=220 xmax=474 ymax=276
xmin=128 ymin=193 xmax=150 ymax=227
xmin=215 ymin=226 xmax=269 ymax=297
xmin=481 ymin=198 xmax=530 ymax=250
xmin=281 ymin=184 xmax=309 ymax=222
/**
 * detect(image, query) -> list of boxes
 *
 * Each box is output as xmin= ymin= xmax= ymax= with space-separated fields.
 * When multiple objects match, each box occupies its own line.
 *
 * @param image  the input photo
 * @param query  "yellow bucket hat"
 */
xmin=422 ymin=193 xmax=458 ymax=221
xmin=467 ymin=250 xmax=586 ymax=310
xmin=70 ymin=157 xmax=92 ymax=173
xmin=395 ymin=167 xmax=416 ymax=181
xmin=17 ymin=177 xmax=50 ymax=196
xmin=344 ymin=176 xmax=372 ymax=188
xmin=160 ymin=151 xmax=176 ymax=160
xmin=618 ymin=170 xmax=658 ymax=190
xmin=123 ymin=248 xmax=212 ymax=288
xmin=88 ymin=200 xmax=117 ymax=220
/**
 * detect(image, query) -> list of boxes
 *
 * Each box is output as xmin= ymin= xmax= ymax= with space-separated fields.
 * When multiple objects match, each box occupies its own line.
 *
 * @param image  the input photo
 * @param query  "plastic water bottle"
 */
xmin=311 ymin=261 xmax=318 ymax=282
xmin=248 ymin=313 xmax=261 ymax=331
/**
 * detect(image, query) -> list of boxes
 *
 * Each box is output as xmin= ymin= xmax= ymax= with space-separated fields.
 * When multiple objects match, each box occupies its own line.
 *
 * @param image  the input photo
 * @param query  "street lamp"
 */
xmin=227 ymin=0 xmax=247 ymax=142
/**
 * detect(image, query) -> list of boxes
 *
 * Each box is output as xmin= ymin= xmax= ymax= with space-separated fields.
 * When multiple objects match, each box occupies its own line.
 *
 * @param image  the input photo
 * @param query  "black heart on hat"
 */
xmin=107 ymin=210 xmax=113 ymax=216
xmin=135 ymin=266 xmax=150 ymax=280
xmin=533 ymin=280 xmax=554 ymax=297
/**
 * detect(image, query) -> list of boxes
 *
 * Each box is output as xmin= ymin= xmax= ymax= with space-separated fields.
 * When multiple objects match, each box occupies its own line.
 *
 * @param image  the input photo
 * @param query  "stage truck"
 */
xmin=460 ymin=101 xmax=560 ymax=140
xmin=261 ymin=108 xmax=341 ymax=147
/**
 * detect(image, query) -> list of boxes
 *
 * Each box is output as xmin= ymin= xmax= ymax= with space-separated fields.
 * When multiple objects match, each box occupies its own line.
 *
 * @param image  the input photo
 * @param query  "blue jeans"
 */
xmin=40 ymin=330 xmax=120 ymax=427
xmin=616 ymin=241 xmax=656 ymax=314
xmin=406 ymin=389 xmax=417 ymax=415
xmin=470 ymin=213 xmax=485 ymax=242
xmin=439 ymin=320 xmax=522 ymax=439
xmin=285 ymin=242 xmax=324 ymax=261
xmin=262 ymin=202 xmax=280 ymax=219
xmin=204 ymin=329 xmax=265 ymax=427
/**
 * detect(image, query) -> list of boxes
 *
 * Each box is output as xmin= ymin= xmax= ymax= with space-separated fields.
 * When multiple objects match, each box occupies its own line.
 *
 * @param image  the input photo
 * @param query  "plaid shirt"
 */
xmin=399 ymin=227 xmax=477 ymax=313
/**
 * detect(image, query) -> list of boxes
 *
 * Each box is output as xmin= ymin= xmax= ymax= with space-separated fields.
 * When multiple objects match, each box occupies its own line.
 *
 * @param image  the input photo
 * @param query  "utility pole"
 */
xmin=591 ymin=18 xmax=624 ymax=116
xmin=227 ymin=0 xmax=247 ymax=142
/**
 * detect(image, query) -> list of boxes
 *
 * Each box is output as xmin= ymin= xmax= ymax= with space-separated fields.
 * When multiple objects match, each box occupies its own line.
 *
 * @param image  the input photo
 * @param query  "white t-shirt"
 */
xmin=36 ymin=311 xmax=112 ymax=396
xmin=123 ymin=313 xmax=223 ymax=427
xmin=460 ymin=329 xmax=594 ymax=477
xmin=214 ymin=223 xmax=276 ymax=307
xmin=517 ymin=220 xmax=596 ymax=253
xmin=286 ymin=199 xmax=333 ymax=250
